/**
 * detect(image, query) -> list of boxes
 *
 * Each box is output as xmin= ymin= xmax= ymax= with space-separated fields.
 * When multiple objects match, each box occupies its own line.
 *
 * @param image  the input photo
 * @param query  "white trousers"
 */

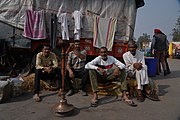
xmin=135 ymin=69 xmax=149 ymax=90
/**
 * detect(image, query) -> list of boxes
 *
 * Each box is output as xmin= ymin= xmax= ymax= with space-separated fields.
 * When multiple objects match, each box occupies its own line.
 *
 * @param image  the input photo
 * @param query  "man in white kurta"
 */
xmin=123 ymin=41 xmax=149 ymax=102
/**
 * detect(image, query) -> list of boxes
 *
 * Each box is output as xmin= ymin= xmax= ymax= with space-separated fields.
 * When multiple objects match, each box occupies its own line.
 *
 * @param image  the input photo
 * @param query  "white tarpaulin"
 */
xmin=0 ymin=0 xmax=138 ymax=41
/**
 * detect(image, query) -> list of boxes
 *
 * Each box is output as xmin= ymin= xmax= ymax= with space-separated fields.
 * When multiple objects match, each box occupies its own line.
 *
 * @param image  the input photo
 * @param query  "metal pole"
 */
xmin=55 ymin=40 xmax=74 ymax=116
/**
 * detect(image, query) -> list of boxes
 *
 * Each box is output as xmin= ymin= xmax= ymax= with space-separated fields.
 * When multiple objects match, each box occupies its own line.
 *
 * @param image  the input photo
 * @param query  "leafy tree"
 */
xmin=172 ymin=15 xmax=180 ymax=41
xmin=137 ymin=33 xmax=151 ymax=49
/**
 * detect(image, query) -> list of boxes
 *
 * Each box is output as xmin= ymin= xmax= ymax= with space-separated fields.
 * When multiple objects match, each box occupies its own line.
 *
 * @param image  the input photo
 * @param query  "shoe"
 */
xmin=82 ymin=91 xmax=88 ymax=96
xmin=164 ymin=70 xmax=168 ymax=76
xmin=66 ymin=89 xmax=75 ymax=96
xmin=167 ymin=71 xmax=171 ymax=74
xmin=137 ymin=94 xmax=145 ymax=102
xmin=144 ymin=91 xmax=160 ymax=101
xmin=137 ymin=90 xmax=145 ymax=102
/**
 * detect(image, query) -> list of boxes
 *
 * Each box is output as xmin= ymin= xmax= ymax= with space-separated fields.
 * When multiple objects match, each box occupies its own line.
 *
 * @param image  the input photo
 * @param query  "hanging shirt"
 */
xmin=57 ymin=12 xmax=69 ymax=40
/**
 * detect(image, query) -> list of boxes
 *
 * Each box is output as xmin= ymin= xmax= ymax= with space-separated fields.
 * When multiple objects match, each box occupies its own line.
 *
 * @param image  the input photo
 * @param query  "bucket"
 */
xmin=145 ymin=57 xmax=157 ymax=77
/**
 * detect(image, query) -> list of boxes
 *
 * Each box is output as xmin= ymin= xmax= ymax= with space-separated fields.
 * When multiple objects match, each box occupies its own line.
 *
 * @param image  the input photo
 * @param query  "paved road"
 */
xmin=0 ymin=58 xmax=180 ymax=120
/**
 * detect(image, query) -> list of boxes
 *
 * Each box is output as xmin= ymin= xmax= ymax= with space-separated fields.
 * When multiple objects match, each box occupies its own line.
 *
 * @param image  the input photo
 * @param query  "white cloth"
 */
xmin=72 ymin=11 xmax=83 ymax=40
xmin=123 ymin=50 xmax=149 ymax=90
xmin=93 ymin=16 xmax=117 ymax=51
xmin=85 ymin=55 xmax=125 ymax=75
xmin=57 ymin=12 xmax=69 ymax=40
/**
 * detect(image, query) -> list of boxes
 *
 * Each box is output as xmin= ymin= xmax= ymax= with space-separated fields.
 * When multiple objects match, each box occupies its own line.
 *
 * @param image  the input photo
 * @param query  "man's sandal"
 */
xmin=144 ymin=91 xmax=160 ymax=101
xmin=91 ymin=99 xmax=99 ymax=107
xmin=122 ymin=99 xmax=137 ymax=107
xmin=33 ymin=94 xmax=41 ymax=102
xmin=137 ymin=94 xmax=145 ymax=102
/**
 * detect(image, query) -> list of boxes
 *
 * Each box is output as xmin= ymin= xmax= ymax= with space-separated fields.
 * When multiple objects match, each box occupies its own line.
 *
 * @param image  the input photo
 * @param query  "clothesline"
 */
xmin=1 ymin=3 xmax=129 ymax=26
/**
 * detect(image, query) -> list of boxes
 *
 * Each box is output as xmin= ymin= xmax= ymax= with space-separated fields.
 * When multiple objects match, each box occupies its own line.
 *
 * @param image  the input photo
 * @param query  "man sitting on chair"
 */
xmin=123 ymin=41 xmax=159 ymax=102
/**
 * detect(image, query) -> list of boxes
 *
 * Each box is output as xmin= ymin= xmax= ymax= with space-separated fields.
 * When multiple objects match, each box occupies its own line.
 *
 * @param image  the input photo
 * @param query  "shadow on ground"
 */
xmin=158 ymin=85 xmax=169 ymax=96
xmin=151 ymin=70 xmax=180 ymax=80
xmin=5 ymin=92 xmax=33 ymax=103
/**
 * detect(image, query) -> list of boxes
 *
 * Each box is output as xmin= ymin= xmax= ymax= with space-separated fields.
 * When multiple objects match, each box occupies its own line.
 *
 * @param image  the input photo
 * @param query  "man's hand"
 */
xmin=69 ymin=43 xmax=75 ymax=48
xmin=66 ymin=43 xmax=75 ymax=54
xmin=44 ymin=67 xmax=53 ymax=73
xmin=69 ymin=70 xmax=75 ymax=78
xmin=97 ymin=67 xmax=107 ymax=76
xmin=133 ymin=63 xmax=143 ymax=70
xmin=73 ymin=50 xmax=80 ymax=55
xmin=113 ymin=68 xmax=120 ymax=77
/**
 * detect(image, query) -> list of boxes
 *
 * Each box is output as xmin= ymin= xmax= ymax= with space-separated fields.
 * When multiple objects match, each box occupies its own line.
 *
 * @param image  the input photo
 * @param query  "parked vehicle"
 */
xmin=174 ymin=49 xmax=180 ymax=58
xmin=172 ymin=42 xmax=180 ymax=58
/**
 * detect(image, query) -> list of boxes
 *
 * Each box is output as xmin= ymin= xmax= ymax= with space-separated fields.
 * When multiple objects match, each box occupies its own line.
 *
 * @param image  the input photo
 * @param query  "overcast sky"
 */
xmin=134 ymin=0 xmax=180 ymax=41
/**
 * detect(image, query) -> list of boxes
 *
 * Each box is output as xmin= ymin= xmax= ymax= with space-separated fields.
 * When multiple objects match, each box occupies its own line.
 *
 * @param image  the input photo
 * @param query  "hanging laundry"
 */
xmin=72 ymin=11 xmax=83 ymax=40
xmin=57 ymin=12 xmax=69 ymax=40
xmin=93 ymin=16 xmax=117 ymax=51
xmin=23 ymin=10 xmax=46 ymax=40
xmin=0 ymin=39 xmax=5 ymax=57
xmin=0 ymin=39 xmax=6 ymax=66
xmin=50 ymin=13 xmax=58 ymax=49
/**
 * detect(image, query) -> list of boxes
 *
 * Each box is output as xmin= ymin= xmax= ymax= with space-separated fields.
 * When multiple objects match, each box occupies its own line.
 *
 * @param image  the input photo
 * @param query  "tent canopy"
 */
xmin=0 ymin=0 xmax=144 ymax=41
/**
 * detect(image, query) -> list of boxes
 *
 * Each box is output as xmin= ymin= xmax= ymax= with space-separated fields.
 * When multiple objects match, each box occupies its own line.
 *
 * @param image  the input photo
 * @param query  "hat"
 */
xmin=154 ymin=29 xmax=161 ymax=33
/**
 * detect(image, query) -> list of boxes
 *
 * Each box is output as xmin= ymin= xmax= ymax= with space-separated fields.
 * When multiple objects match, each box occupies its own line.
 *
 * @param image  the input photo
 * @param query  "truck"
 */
xmin=0 ymin=0 xmax=145 ymax=76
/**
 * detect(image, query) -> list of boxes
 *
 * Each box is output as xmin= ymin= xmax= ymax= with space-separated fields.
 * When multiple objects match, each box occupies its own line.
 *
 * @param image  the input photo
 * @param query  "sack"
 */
xmin=8 ymin=76 xmax=24 ymax=97
xmin=0 ymin=81 xmax=11 ymax=103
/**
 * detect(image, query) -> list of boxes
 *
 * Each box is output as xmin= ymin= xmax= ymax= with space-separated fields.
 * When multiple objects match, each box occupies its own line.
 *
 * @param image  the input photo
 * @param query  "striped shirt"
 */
xmin=67 ymin=50 xmax=86 ymax=71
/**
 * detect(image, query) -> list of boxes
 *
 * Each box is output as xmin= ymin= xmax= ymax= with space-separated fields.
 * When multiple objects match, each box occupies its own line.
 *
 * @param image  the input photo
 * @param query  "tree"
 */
xmin=172 ymin=15 xmax=180 ymax=42
xmin=137 ymin=33 xmax=151 ymax=49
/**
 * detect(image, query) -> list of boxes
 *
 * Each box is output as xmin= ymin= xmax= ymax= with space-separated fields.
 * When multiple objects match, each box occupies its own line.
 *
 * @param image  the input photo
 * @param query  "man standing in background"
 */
xmin=151 ymin=29 xmax=169 ymax=76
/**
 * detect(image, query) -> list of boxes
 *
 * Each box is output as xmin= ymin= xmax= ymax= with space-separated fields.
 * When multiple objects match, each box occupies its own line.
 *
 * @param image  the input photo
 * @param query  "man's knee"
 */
xmin=35 ymin=69 xmax=43 ymax=74
xmin=127 ymin=71 xmax=135 ymax=79
xmin=89 ymin=69 xmax=97 ymax=76
xmin=83 ymin=69 xmax=89 ymax=75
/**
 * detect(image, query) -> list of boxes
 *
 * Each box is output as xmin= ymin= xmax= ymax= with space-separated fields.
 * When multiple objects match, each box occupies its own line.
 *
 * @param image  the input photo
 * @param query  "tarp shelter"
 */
xmin=0 ymin=0 xmax=144 ymax=41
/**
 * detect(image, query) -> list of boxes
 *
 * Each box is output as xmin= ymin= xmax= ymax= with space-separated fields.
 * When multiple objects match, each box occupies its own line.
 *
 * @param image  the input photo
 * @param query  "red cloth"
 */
xmin=105 ymin=64 xmax=113 ymax=69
